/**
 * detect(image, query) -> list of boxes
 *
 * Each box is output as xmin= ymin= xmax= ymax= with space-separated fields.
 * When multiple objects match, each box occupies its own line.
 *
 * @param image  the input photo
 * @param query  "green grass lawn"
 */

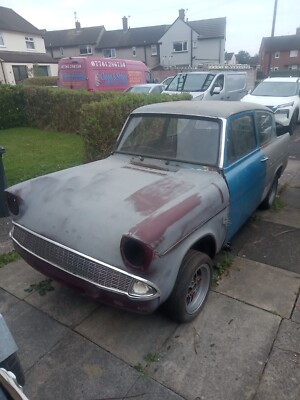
xmin=0 ymin=128 xmax=84 ymax=186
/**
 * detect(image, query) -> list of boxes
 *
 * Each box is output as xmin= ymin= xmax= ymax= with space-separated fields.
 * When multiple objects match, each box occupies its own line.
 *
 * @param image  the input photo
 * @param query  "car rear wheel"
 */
xmin=260 ymin=176 xmax=278 ymax=210
xmin=163 ymin=250 xmax=212 ymax=323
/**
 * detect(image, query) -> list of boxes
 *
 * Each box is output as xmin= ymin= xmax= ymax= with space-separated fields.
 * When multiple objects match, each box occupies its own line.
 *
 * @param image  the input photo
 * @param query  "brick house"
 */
xmin=259 ymin=28 xmax=300 ymax=76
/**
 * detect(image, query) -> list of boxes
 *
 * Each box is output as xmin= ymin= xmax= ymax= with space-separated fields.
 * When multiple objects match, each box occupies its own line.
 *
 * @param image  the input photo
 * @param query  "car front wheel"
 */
xmin=163 ymin=250 xmax=212 ymax=323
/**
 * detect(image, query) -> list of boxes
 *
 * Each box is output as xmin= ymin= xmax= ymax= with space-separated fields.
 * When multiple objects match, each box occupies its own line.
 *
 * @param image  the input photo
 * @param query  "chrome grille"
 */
xmin=12 ymin=224 xmax=134 ymax=294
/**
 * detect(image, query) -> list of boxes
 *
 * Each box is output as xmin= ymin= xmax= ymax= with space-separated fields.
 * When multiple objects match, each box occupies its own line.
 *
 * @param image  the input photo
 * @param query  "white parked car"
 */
xmin=241 ymin=77 xmax=300 ymax=135
xmin=124 ymin=83 xmax=166 ymax=94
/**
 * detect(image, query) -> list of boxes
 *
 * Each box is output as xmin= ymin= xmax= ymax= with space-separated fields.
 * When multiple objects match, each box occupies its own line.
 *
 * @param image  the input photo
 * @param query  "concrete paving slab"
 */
xmin=24 ymin=331 xmax=141 ymax=400
xmin=1 ymin=300 xmax=69 ymax=372
xmin=26 ymin=281 xmax=99 ymax=328
xmin=280 ymin=187 xmax=300 ymax=209
xmin=147 ymin=292 xmax=281 ymax=400
xmin=0 ymin=287 xmax=19 ymax=314
xmin=261 ymin=206 xmax=300 ymax=230
xmin=273 ymin=318 xmax=300 ymax=353
xmin=279 ymin=158 xmax=300 ymax=186
xmin=255 ymin=319 xmax=300 ymax=400
xmin=231 ymin=220 xmax=300 ymax=274
xmin=292 ymin=294 xmax=300 ymax=323
xmin=0 ymin=259 xmax=45 ymax=299
xmin=127 ymin=376 xmax=186 ymax=400
xmin=215 ymin=256 xmax=300 ymax=318
xmin=76 ymin=306 xmax=178 ymax=366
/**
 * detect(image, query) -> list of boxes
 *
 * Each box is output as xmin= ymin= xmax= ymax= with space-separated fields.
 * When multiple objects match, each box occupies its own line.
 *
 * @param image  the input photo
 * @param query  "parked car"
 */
xmin=124 ymin=83 xmax=166 ymax=94
xmin=160 ymin=76 xmax=174 ymax=87
xmin=5 ymin=101 xmax=290 ymax=323
xmin=241 ymin=77 xmax=300 ymax=135
xmin=162 ymin=71 xmax=248 ymax=101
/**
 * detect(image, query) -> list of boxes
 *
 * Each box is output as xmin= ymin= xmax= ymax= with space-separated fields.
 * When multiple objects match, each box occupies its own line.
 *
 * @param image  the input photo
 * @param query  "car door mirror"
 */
xmin=212 ymin=86 xmax=221 ymax=95
xmin=276 ymin=123 xmax=290 ymax=136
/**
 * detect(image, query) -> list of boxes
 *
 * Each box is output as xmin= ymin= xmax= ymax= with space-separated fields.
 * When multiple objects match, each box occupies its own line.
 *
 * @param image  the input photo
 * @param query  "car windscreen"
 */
xmin=166 ymin=73 xmax=215 ymax=92
xmin=129 ymin=86 xmax=151 ymax=93
xmin=116 ymin=114 xmax=221 ymax=166
xmin=251 ymin=81 xmax=299 ymax=97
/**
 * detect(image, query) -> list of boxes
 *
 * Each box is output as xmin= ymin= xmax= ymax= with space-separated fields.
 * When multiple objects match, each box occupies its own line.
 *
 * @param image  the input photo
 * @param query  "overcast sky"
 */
xmin=2 ymin=0 xmax=300 ymax=55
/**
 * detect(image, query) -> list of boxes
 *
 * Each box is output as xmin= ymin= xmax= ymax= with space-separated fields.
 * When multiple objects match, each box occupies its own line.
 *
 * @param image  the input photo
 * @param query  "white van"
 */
xmin=162 ymin=71 xmax=248 ymax=101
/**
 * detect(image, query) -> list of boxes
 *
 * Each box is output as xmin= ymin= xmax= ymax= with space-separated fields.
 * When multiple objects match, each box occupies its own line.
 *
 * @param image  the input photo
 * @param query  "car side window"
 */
xmin=256 ymin=111 xmax=276 ymax=146
xmin=227 ymin=114 xmax=257 ymax=164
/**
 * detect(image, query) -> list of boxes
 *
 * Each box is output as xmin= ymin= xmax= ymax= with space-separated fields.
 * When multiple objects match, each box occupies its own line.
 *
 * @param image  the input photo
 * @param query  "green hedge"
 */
xmin=22 ymin=76 xmax=58 ymax=86
xmin=81 ymin=92 xmax=191 ymax=161
xmin=22 ymin=86 xmax=119 ymax=133
xmin=0 ymin=85 xmax=26 ymax=129
xmin=0 ymin=85 xmax=191 ymax=162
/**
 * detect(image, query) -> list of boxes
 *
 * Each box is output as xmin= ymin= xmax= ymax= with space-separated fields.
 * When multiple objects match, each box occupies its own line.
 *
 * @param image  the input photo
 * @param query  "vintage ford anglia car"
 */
xmin=6 ymin=101 xmax=290 ymax=322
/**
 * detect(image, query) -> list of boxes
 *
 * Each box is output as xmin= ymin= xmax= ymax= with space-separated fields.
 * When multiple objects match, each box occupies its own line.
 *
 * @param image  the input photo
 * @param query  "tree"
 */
xmin=236 ymin=50 xmax=251 ymax=64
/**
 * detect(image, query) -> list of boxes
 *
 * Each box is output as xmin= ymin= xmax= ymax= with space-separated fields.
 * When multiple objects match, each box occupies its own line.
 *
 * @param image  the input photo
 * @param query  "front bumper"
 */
xmin=11 ymin=222 xmax=160 ymax=314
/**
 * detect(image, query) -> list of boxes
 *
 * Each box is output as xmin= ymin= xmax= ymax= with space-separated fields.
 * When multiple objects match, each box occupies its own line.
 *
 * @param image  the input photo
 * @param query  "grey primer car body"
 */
xmin=6 ymin=101 xmax=290 ymax=322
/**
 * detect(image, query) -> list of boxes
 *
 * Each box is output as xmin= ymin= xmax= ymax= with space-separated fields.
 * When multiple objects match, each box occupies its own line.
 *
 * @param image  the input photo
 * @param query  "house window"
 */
xmin=0 ymin=33 xmax=4 ymax=46
xmin=151 ymin=45 xmax=158 ymax=56
xmin=290 ymin=50 xmax=298 ymax=58
xmin=192 ymin=41 xmax=197 ymax=49
xmin=12 ymin=65 xmax=28 ymax=84
xmin=288 ymin=65 xmax=299 ymax=70
xmin=103 ymin=48 xmax=116 ymax=58
xmin=80 ymin=45 xmax=92 ymax=55
xmin=25 ymin=37 xmax=35 ymax=50
xmin=60 ymin=47 xmax=64 ymax=56
xmin=274 ymin=51 xmax=280 ymax=59
xmin=132 ymin=47 xmax=136 ymax=57
xmin=173 ymin=41 xmax=188 ymax=52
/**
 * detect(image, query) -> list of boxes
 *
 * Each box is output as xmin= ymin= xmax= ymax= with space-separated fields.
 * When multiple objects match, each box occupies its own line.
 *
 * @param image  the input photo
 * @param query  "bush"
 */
xmin=22 ymin=76 xmax=58 ymax=87
xmin=22 ymin=86 xmax=119 ymax=133
xmin=0 ymin=85 xmax=26 ymax=129
xmin=81 ymin=92 xmax=191 ymax=162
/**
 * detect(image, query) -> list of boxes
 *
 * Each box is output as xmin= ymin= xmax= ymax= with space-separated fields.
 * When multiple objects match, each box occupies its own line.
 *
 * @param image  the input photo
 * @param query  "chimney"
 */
xmin=179 ymin=9 xmax=185 ymax=21
xmin=122 ymin=16 xmax=128 ymax=32
xmin=296 ymin=27 xmax=300 ymax=36
xmin=75 ymin=21 xmax=81 ymax=32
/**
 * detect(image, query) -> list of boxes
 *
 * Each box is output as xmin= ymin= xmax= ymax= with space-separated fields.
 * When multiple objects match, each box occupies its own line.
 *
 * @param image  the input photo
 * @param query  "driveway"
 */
xmin=0 ymin=125 xmax=300 ymax=400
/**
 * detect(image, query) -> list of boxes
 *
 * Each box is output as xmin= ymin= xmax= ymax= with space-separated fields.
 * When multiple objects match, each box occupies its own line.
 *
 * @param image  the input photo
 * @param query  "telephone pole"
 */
xmin=267 ymin=0 xmax=278 ymax=76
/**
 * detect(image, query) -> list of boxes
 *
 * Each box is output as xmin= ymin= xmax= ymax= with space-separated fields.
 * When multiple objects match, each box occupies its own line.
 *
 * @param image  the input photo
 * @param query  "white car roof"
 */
xmin=263 ymin=77 xmax=300 ymax=83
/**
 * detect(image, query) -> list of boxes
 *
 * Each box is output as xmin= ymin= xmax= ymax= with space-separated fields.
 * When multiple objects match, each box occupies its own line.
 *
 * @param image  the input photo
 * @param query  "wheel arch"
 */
xmin=189 ymin=234 xmax=217 ymax=260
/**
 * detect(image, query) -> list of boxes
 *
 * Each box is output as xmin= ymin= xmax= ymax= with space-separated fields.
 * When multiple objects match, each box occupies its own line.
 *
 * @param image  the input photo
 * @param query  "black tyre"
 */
xmin=289 ymin=111 xmax=298 ymax=135
xmin=260 ymin=176 xmax=278 ymax=210
xmin=0 ymin=353 xmax=25 ymax=387
xmin=163 ymin=250 xmax=212 ymax=323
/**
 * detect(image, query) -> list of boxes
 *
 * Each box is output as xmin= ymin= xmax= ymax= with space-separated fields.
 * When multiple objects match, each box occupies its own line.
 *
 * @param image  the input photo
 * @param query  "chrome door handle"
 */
xmin=260 ymin=157 xmax=269 ymax=162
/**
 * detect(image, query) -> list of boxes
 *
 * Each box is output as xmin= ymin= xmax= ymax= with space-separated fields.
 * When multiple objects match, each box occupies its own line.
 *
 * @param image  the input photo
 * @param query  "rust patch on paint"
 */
xmin=126 ymin=178 xmax=193 ymax=216
xmin=129 ymin=194 xmax=201 ymax=246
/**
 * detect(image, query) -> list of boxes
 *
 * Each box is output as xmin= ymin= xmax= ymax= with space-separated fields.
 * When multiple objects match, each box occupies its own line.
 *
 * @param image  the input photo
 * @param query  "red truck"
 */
xmin=57 ymin=57 xmax=154 ymax=91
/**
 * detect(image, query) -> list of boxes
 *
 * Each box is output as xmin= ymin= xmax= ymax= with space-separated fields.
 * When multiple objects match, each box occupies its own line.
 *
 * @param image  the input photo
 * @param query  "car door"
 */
xmin=255 ymin=110 xmax=286 ymax=200
xmin=223 ymin=112 xmax=266 ymax=242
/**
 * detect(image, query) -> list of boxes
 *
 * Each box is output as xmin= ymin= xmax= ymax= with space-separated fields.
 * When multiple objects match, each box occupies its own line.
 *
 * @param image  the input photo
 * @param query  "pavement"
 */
xmin=0 ymin=128 xmax=300 ymax=400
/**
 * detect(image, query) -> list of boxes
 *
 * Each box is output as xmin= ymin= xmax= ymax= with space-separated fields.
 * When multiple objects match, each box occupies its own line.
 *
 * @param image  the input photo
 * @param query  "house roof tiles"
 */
xmin=43 ymin=26 xmax=105 ymax=48
xmin=261 ymin=35 xmax=300 ymax=52
xmin=0 ymin=6 xmax=41 ymax=35
xmin=0 ymin=50 xmax=56 ymax=63
xmin=96 ymin=25 xmax=169 ymax=49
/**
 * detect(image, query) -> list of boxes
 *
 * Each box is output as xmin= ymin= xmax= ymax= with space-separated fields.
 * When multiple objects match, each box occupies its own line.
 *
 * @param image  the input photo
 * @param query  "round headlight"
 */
xmin=5 ymin=193 xmax=20 ymax=216
xmin=121 ymin=236 xmax=153 ymax=270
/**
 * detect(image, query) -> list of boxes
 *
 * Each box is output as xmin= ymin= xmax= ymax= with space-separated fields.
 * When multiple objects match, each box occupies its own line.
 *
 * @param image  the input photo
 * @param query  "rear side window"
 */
xmin=227 ymin=115 xmax=257 ymax=164
xmin=256 ymin=111 xmax=276 ymax=146
xmin=226 ymin=74 xmax=246 ymax=91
